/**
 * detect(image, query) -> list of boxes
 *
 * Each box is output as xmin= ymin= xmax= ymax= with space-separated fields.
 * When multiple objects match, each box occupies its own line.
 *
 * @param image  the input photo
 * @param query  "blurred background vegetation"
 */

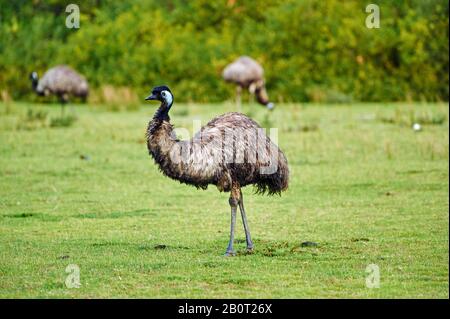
xmin=0 ymin=0 xmax=448 ymax=104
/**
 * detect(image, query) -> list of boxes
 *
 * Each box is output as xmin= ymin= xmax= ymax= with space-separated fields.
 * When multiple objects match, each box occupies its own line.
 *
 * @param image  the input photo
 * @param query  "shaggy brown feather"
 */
xmin=222 ymin=56 xmax=273 ymax=108
xmin=31 ymin=65 xmax=89 ymax=102
xmin=146 ymin=109 xmax=289 ymax=195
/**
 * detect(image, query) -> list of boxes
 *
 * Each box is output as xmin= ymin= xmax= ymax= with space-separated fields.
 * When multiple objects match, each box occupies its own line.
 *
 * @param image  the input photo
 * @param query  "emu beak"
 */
xmin=145 ymin=94 xmax=157 ymax=101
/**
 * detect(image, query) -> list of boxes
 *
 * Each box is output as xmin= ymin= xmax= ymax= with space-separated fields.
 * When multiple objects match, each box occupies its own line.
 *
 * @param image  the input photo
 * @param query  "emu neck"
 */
xmin=146 ymin=103 xmax=176 ymax=162
xmin=255 ymin=87 xmax=270 ymax=106
xmin=31 ymin=79 xmax=38 ymax=92
xmin=153 ymin=103 xmax=170 ymax=122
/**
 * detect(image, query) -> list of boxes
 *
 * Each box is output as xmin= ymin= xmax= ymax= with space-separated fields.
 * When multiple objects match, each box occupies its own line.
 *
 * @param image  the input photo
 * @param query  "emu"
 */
xmin=30 ymin=65 xmax=89 ymax=116
xmin=222 ymin=56 xmax=274 ymax=110
xmin=145 ymin=85 xmax=289 ymax=256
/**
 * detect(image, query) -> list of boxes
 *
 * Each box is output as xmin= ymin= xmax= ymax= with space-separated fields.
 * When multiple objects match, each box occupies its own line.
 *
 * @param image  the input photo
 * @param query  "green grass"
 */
xmin=0 ymin=101 xmax=448 ymax=298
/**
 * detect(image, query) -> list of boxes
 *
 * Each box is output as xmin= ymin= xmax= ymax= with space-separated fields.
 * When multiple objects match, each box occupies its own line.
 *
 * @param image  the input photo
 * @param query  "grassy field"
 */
xmin=0 ymin=101 xmax=448 ymax=298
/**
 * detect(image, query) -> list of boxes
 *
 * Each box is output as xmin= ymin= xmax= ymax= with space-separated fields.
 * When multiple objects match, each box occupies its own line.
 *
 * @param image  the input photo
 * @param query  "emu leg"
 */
xmin=59 ymin=98 xmax=67 ymax=118
xmin=225 ymin=197 xmax=238 ymax=256
xmin=225 ymin=186 xmax=240 ymax=256
xmin=236 ymin=85 xmax=242 ymax=112
xmin=248 ymin=83 xmax=256 ymax=105
xmin=59 ymin=93 xmax=70 ymax=117
xmin=239 ymin=190 xmax=254 ymax=252
xmin=61 ymin=103 xmax=66 ymax=117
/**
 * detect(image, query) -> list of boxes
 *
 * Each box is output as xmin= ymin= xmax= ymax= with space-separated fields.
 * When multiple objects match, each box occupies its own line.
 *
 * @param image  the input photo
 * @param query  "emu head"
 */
xmin=145 ymin=85 xmax=173 ymax=109
xmin=253 ymin=80 xmax=275 ymax=110
xmin=29 ymin=71 xmax=39 ymax=89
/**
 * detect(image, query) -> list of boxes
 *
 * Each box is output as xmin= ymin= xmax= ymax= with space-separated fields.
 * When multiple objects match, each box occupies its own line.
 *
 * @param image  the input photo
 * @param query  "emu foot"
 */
xmin=224 ymin=250 xmax=236 ymax=257
xmin=246 ymin=246 xmax=254 ymax=254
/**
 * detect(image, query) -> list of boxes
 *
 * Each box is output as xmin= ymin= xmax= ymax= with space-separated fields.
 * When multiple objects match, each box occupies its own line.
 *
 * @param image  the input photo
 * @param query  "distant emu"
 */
xmin=145 ymin=85 xmax=289 ymax=256
xmin=222 ymin=56 xmax=274 ymax=110
xmin=30 ymin=65 xmax=89 ymax=115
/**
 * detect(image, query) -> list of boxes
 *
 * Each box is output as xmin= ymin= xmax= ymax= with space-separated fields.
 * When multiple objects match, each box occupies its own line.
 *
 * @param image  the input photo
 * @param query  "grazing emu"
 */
xmin=222 ymin=56 xmax=274 ymax=110
xmin=145 ymin=85 xmax=289 ymax=256
xmin=30 ymin=65 xmax=89 ymax=115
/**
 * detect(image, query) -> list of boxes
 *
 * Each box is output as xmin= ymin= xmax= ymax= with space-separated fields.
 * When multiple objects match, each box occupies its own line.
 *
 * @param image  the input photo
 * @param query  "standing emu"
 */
xmin=145 ymin=85 xmax=289 ymax=256
xmin=30 ymin=65 xmax=89 ymax=116
xmin=222 ymin=56 xmax=274 ymax=110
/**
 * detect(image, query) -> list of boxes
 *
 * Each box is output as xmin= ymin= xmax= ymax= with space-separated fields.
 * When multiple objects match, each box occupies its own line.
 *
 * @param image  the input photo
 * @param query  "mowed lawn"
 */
xmin=0 ymin=101 xmax=448 ymax=298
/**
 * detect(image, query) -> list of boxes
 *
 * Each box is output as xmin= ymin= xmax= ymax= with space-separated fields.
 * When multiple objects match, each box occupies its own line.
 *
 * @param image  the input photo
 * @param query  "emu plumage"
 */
xmin=223 ymin=56 xmax=274 ymax=110
xmin=30 ymin=65 xmax=89 ymax=115
xmin=145 ymin=86 xmax=289 ymax=255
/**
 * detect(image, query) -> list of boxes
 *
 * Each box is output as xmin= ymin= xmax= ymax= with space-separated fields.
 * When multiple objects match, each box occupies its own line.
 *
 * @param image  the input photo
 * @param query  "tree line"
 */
xmin=0 ymin=0 xmax=448 ymax=103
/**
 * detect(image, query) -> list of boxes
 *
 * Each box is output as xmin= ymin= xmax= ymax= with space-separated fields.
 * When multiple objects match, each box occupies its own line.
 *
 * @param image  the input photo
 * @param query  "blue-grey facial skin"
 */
xmin=161 ymin=90 xmax=173 ymax=107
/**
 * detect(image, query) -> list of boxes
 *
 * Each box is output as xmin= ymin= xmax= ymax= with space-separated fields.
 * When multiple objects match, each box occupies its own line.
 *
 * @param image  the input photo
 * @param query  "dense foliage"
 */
xmin=0 ymin=0 xmax=448 ymax=102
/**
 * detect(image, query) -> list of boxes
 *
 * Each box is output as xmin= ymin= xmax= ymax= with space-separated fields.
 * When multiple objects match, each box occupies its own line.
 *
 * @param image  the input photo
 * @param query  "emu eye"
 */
xmin=161 ymin=92 xmax=166 ymax=97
